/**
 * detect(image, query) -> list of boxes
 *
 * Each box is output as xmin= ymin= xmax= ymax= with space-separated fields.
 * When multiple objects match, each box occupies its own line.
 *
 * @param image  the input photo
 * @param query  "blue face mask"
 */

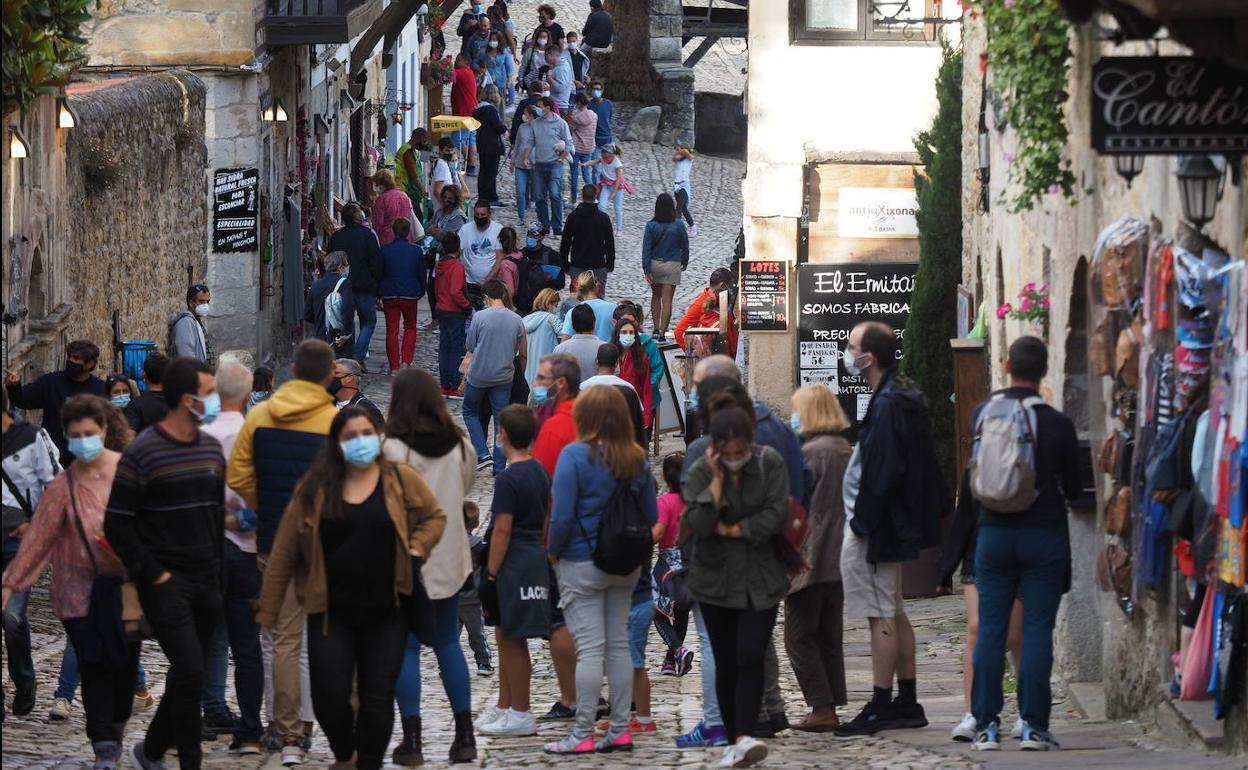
xmin=619 ymin=334 xmax=635 ymax=348
xmin=790 ymin=413 xmax=802 ymax=433
xmin=526 ymin=237 xmax=539 ymax=248
xmin=532 ymin=385 xmax=550 ymax=405
xmin=592 ymin=89 xmax=603 ymax=99
xmin=341 ymin=434 xmax=381 ymax=467
xmin=191 ymin=392 xmax=221 ymax=425
xmin=68 ymin=435 xmax=104 ymax=463
xmin=688 ymin=388 xmax=699 ymax=411
xmin=533 ymin=107 xmax=545 ymax=118
xmin=111 ymin=394 xmax=131 ymax=408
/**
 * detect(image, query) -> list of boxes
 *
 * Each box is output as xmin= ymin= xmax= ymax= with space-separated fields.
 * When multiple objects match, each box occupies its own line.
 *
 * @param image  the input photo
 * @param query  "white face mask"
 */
xmin=722 ymin=454 xmax=751 ymax=472
xmin=542 ymin=90 xmax=551 ymax=97
xmin=536 ymin=38 xmax=548 ymax=48
xmin=488 ymin=40 xmax=499 ymax=48
xmin=194 ymin=303 xmax=211 ymax=318
xmin=842 ymin=348 xmax=869 ymax=377
xmin=569 ymin=42 xmax=579 ymax=50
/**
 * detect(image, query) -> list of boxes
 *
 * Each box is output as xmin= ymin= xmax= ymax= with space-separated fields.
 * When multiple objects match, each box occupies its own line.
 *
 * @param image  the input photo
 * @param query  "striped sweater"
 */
xmin=104 ymin=424 xmax=225 ymax=585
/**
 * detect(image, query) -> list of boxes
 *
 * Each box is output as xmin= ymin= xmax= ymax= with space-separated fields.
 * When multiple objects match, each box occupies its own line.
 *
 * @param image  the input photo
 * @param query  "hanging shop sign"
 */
xmin=1091 ymin=56 xmax=1248 ymax=154
xmin=836 ymin=187 xmax=919 ymax=239
xmin=797 ymin=262 xmax=917 ymax=422
xmin=212 ymin=167 xmax=260 ymax=253
xmin=738 ymin=259 xmax=790 ymax=332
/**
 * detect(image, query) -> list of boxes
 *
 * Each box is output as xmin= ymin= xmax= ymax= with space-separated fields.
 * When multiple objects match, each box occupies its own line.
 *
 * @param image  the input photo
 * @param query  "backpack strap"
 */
xmin=332 ymin=276 xmax=348 ymax=293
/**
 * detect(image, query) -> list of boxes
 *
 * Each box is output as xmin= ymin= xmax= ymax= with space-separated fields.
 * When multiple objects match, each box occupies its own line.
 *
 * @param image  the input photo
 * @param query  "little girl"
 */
xmin=582 ymin=144 xmax=631 ymax=233
xmin=673 ymin=144 xmax=697 ymax=236
xmin=652 ymin=452 xmax=694 ymax=677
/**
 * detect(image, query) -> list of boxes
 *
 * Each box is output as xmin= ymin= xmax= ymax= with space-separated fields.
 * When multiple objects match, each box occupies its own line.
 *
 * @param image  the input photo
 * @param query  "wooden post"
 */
xmin=950 ymin=338 xmax=989 ymax=483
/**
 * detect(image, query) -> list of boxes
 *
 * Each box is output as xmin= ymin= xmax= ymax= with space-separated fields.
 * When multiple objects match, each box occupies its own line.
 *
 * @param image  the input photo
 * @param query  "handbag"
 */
xmin=66 ymin=468 xmax=133 ymax=666
xmin=1181 ymin=583 xmax=1217 ymax=700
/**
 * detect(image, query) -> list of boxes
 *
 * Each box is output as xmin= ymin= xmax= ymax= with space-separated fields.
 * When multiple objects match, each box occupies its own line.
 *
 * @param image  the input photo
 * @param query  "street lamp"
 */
xmin=1175 ymin=154 xmax=1224 ymax=230
xmin=1114 ymin=154 xmax=1145 ymax=188
xmin=57 ymin=96 xmax=79 ymax=129
xmin=8 ymin=125 xmax=29 ymax=159
xmin=261 ymin=100 xmax=288 ymax=122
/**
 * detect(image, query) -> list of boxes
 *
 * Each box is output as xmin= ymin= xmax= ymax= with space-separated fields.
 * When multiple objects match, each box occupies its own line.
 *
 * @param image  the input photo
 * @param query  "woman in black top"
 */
xmin=473 ymin=84 xmax=509 ymax=207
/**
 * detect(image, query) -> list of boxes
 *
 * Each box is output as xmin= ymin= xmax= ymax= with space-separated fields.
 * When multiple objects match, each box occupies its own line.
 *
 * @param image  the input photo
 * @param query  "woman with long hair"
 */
xmin=641 ymin=193 xmax=689 ymax=342
xmin=258 ymin=407 xmax=447 ymax=770
xmin=785 ymin=386 xmax=852 ymax=733
xmin=611 ymin=318 xmax=652 ymax=429
xmin=543 ymin=386 xmax=658 ymax=755
xmin=2 ymin=395 xmax=137 ymax=770
xmin=487 ymin=226 xmax=522 ymax=297
xmin=683 ymin=406 xmax=790 ymax=768
xmin=380 ymin=370 xmax=479 ymax=766
xmin=104 ymin=374 xmax=138 ymax=411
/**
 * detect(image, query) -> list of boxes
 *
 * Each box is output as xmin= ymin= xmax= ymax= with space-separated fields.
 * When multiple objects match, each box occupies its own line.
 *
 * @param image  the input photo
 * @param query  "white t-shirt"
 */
xmin=431 ymin=157 xmax=460 ymax=188
xmin=842 ymin=444 xmax=862 ymax=522
xmin=599 ymin=157 xmax=623 ymax=182
xmin=673 ymin=157 xmax=692 ymax=185
xmin=581 ymin=374 xmax=636 ymax=391
xmin=457 ymin=219 xmax=504 ymax=284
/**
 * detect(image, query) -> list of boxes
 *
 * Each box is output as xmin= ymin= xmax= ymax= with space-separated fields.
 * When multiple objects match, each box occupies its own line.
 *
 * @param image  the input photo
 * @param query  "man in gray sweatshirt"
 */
xmin=463 ymin=280 xmax=527 ymax=473
xmin=529 ymin=97 xmax=574 ymax=235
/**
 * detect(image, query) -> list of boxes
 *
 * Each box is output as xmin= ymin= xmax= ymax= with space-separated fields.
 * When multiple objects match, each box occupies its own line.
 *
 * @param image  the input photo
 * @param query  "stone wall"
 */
xmin=694 ymin=92 xmax=746 ymax=156
xmin=84 ymin=0 xmax=258 ymax=67
xmin=63 ymin=71 xmax=209 ymax=358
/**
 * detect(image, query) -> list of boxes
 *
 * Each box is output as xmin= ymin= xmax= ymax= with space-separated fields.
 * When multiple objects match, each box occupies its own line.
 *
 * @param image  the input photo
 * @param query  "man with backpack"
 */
xmin=835 ymin=321 xmax=945 ymax=738
xmin=560 ymin=185 xmax=615 ymax=295
xmin=327 ymin=202 xmax=384 ymax=369
xmin=169 ymin=283 xmax=213 ymax=363
xmin=968 ymin=336 xmax=1080 ymax=752
xmin=304 ymin=252 xmax=355 ymax=359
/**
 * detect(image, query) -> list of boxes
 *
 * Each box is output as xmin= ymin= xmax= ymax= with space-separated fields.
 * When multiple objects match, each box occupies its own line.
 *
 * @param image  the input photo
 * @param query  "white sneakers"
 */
xmin=475 ymin=706 xmax=506 ymax=732
xmin=718 ymin=736 xmax=767 ymax=767
xmin=952 ymin=712 xmax=977 ymax=742
xmin=478 ymin=708 xmax=538 ymax=737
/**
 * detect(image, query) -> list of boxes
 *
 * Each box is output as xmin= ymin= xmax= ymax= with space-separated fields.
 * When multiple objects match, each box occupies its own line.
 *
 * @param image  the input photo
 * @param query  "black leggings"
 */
xmin=63 ymin=619 xmax=140 ymax=745
xmin=306 ymin=610 xmax=407 ymax=770
xmin=700 ymin=601 xmax=778 ymax=742
xmin=675 ymin=188 xmax=694 ymax=227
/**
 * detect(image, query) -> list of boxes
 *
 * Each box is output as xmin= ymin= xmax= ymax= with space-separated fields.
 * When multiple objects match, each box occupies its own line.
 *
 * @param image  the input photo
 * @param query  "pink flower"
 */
xmin=1039 ymin=283 xmax=1048 ymax=294
xmin=1004 ymin=151 xmax=1015 ymax=165
xmin=1022 ymin=282 xmax=1036 ymax=294
xmin=1042 ymin=297 xmax=1051 ymax=310
xmin=1003 ymin=0 xmax=1016 ymax=6
xmin=1047 ymin=183 xmax=1059 ymax=194
xmin=1020 ymin=297 xmax=1031 ymax=312
xmin=996 ymin=303 xmax=1013 ymax=319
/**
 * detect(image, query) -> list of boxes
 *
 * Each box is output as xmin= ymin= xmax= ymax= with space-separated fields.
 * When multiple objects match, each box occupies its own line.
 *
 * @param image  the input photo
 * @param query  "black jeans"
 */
xmin=222 ymin=541 xmax=263 ymax=741
xmin=479 ymin=153 xmax=501 ymax=203
xmin=700 ymin=601 xmax=778 ymax=742
xmin=138 ymin=570 xmax=223 ymax=769
xmin=62 ymin=618 xmax=140 ymax=744
xmin=675 ymin=187 xmax=694 ymax=226
xmin=306 ymin=609 xmax=407 ymax=770
xmin=2 ymin=536 xmax=35 ymax=694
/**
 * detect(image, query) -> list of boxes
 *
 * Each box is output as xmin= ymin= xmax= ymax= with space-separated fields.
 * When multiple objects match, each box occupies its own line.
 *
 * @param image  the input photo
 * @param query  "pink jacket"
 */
xmin=372 ymin=188 xmax=414 ymax=246
xmin=568 ymin=109 xmax=598 ymax=154
xmin=2 ymin=471 xmax=125 ymax=620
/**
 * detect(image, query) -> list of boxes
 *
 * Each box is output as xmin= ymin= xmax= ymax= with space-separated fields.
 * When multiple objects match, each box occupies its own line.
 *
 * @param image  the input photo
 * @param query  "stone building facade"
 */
xmin=2 ymin=73 xmax=207 ymax=384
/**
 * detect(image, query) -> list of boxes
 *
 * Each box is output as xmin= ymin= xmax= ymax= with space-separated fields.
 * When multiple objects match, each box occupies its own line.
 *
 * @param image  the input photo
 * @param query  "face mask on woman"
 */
xmin=533 ymin=107 xmax=546 ymax=118
xmin=111 ymin=394 xmax=131 ymax=409
xmin=536 ymin=37 xmax=548 ymax=49
xmin=526 ymin=237 xmax=539 ymax=248
xmin=341 ymin=434 xmax=381 ymax=467
xmin=790 ymin=413 xmax=801 ymax=433
xmin=489 ymin=40 xmax=499 ymax=48
xmin=619 ymin=333 xmax=635 ymax=348
xmin=68 ymin=435 xmax=104 ymax=463
xmin=721 ymin=453 xmax=751 ymax=472
xmin=688 ymin=388 xmax=699 ymax=411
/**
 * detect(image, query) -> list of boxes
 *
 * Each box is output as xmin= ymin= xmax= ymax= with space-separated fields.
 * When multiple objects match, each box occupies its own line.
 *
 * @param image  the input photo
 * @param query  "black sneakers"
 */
xmin=539 ymin=702 xmax=576 ymax=721
xmin=889 ymin=699 xmax=929 ymax=729
xmin=835 ymin=700 xmax=929 ymax=737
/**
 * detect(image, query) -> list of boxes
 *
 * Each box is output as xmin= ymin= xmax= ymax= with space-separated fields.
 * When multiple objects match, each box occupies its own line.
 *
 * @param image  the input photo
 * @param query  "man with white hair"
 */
xmin=199 ymin=359 xmax=264 ymax=753
xmin=330 ymin=358 xmax=384 ymax=424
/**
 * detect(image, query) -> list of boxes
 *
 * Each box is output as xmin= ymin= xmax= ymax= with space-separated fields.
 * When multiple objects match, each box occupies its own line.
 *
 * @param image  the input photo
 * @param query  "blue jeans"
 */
xmin=692 ymin=603 xmax=722 ymax=727
xmin=972 ymin=526 xmax=1069 ymax=732
xmin=532 ymin=162 xmax=566 ymax=233
xmin=436 ymin=311 xmax=468 ymax=390
xmin=628 ymin=600 xmax=655 ymax=669
xmin=353 ymin=292 xmax=378 ymax=361
xmin=515 ymin=166 xmax=532 ymax=222
xmin=395 ymin=596 xmax=472 ymax=717
xmin=201 ymin=541 xmax=263 ymax=741
xmin=462 ymin=381 xmax=511 ymax=472
xmin=570 ymin=151 xmax=594 ymax=200
xmin=598 ymin=185 xmax=624 ymax=232
xmin=2 ymin=537 xmax=34 ymax=692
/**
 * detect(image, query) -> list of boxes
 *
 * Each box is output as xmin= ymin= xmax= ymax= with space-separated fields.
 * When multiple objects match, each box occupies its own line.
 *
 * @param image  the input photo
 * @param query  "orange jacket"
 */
xmin=674 ymin=288 xmax=738 ymax=358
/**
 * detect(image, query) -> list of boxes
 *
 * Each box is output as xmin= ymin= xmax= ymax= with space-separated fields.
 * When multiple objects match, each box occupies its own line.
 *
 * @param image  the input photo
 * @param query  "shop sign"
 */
xmin=212 ymin=167 xmax=259 ymax=253
xmin=836 ymin=187 xmax=919 ymax=239
xmin=797 ymin=262 xmax=917 ymax=422
xmin=738 ymin=259 xmax=790 ymax=332
xmin=1091 ymin=56 xmax=1248 ymax=154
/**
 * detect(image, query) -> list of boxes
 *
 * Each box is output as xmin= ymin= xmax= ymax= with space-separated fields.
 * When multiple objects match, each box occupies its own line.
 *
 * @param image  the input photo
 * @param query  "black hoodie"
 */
xmin=559 ymin=201 xmax=615 ymax=272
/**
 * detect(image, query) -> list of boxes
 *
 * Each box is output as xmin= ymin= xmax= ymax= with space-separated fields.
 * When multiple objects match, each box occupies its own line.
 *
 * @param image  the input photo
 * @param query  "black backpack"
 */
xmin=577 ymin=477 xmax=653 ymax=576
xmin=513 ymin=254 xmax=559 ymax=316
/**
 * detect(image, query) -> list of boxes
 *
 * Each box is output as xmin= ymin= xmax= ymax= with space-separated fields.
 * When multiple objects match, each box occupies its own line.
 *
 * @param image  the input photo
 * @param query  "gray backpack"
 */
xmin=968 ymin=394 xmax=1044 ymax=513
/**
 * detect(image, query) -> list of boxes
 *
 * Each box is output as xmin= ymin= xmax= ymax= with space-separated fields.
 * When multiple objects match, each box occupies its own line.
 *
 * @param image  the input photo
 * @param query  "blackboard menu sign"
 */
xmin=212 ymin=167 xmax=259 ymax=253
xmin=739 ymin=259 xmax=789 ymax=332
xmin=1091 ymin=57 xmax=1248 ymax=154
xmin=797 ymin=262 xmax=917 ymax=422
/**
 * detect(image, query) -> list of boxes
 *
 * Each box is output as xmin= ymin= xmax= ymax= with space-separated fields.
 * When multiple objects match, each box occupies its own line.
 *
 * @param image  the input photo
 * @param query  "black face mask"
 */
xmin=65 ymin=361 xmax=87 ymax=379
xmin=327 ymin=377 xmax=344 ymax=396
xmin=442 ymin=199 xmax=455 ymax=209
xmin=474 ymin=215 xmax=490 ymax=227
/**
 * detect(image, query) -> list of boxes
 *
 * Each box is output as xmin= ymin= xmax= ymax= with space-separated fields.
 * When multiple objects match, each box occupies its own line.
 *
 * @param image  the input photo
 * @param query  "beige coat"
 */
xmin=382 ymin=434 xmax=476 ymax=600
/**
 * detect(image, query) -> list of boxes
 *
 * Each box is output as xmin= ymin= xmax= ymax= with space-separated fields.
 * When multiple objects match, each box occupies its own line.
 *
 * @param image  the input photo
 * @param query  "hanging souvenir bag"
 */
xmin=1180 ymin=584 xmax=1217 ymax=700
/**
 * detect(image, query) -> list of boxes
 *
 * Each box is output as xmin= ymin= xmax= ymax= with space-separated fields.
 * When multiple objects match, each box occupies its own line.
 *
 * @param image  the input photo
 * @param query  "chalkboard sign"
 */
xmin=212 ymin=167 xmax=259 ymax=253
xmin=797 ymin=262 xmax=917 ymax=422
xmin=739 ymin=259 xmax=789 ymax=332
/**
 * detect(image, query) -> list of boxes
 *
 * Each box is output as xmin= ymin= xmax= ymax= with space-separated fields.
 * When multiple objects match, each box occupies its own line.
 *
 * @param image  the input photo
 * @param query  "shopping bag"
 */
xmin=1181 ymin=583 xmax=1217 ymax=700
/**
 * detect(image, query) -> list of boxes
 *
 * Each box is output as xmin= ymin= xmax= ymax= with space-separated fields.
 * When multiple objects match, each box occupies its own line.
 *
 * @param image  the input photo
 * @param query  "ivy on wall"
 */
xmin=901 ymin=42 xmax=962 ymax=482
xmin=2 ymin=0 xmax=96 ymax=117
xmin=980 ymin=0 xmax=1077 ymax=212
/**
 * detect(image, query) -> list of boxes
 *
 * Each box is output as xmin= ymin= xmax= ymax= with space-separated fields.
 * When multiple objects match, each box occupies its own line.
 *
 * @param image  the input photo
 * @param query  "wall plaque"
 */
xmin=213 ymin=167 xmax=260 ymax=253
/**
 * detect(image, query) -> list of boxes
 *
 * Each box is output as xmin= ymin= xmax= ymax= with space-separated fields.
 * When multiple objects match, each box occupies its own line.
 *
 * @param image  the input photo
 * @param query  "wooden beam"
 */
xmin=684 ymin=35 xmax=720 ymax=67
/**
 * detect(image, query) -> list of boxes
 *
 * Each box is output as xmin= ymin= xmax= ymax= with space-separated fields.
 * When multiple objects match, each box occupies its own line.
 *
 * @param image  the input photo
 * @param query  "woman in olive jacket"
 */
xmin=785 ymin=385 xmax=853 ymax=733
xmin=258 ymin=406 xmax=446 ymax=770
xmin=683 ymin=406 xmax=789 ymax=768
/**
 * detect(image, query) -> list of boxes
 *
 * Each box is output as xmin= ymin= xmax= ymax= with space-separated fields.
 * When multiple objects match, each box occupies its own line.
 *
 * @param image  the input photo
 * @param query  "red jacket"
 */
xmin=434 ymin=256 xmax=469 ymax=314
xmin=533 ymin=398 xmax=576 ymax=478
xmin=619 ymin=351 xmax=653 ymax=428
xmin=451 ymin=66 xmax=478 ymax=117
xmin=674 ymin=288 xmax=739 ymax=358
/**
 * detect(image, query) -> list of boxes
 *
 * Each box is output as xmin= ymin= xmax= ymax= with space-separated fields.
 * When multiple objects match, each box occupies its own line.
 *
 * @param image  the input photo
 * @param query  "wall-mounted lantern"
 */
xmin=1114 ymin=154 xmax=1145 ymax=188
xmin=57 ymin=96 xmax=79 ymax=129
xmin=1175 ymin=154 xmax=1224 ymax=230
xmin=8 ymin=125 xmax=30 ymax=159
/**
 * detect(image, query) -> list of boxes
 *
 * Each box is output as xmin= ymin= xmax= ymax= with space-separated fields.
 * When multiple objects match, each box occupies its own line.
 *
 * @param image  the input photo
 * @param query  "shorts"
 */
xmin=628 ymin=599 xmax=655 ymax=669
xmin=840 ymin=527 xmax=904 ymax=620
xmin=452 ymin=128 xmax=477 ymax=147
